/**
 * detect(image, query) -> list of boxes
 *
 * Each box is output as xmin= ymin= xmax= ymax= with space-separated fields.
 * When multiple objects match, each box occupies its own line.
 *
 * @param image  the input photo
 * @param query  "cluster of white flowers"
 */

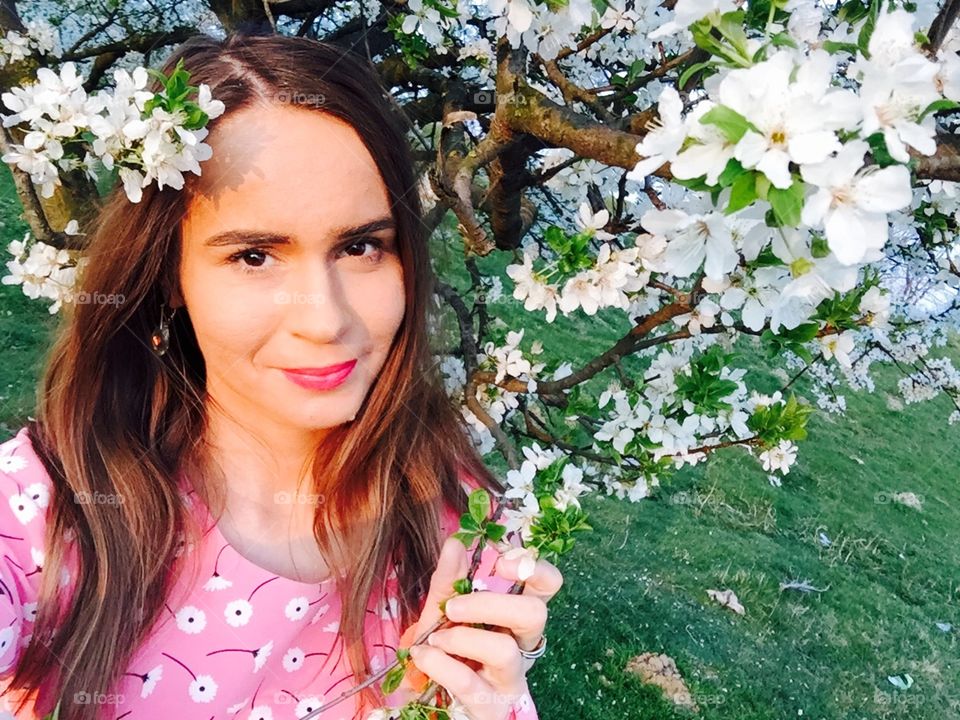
xmin=499 ymin=442 xmax=591 ymax=540
xmin=486 ymin=1 xmax=959 ymax=465
xmin=1 ymin=60 xmax=224 ymax=204
xmin=591 ymin=338 xmax=777 ymax=474
xmin=437 ymin=327 xmax=535 ymax=454
xmin=818 ymin=330 xmax=856 ymax=367
xmin=2 ymin=229 xmax=86 ymax=313
xmin=898 ymin=357 xmax=960 ymax=405
xmin=506 ymin=202 xmax=657 ymax=322
xmin=399 ymin=0 xmax=598 ymax=62
xmin=483 ymin=328 xmax=544 ymax=386
xmin=758 ymin=439 xmax=798 ymax=475
xmin=630 ymin=24 xmax=947 ymax=266
xmin=538 ymin=149 xmax=622 ymax=204
xmin=0 ymin=19 xmax=58 ymax=66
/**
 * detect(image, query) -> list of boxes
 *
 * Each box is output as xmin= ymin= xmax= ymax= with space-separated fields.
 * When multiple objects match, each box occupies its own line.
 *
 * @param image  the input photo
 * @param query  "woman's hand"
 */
xmin=400 ymin=535 xmax=563 ymax=720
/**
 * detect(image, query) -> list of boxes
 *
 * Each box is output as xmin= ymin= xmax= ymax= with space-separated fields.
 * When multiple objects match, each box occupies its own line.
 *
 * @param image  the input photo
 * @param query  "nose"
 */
xmin=279 ymin=257 xmax=353 ymax=343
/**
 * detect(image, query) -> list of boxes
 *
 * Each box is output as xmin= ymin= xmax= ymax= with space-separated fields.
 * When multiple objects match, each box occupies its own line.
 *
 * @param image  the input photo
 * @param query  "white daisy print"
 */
xmin=253 ymin=640 xmax=273 ymax=672
xmin=0 ymin=455 xmax=27 ymax=474
xmin=174 ymin=606 xmax=206 ymax=634
xmin=189 ymin=674 xmax=217 ymax=703
xmin=224 ymin=598 xmax=253 ymax=627
xmin=295 ymin=697 xmax=323 ymax=718
xmin=8 ymin=491 xmax=37 ymax=524
xmin=0 ymin=627 xmax=16 ymax=669
xmin=24 ymin=483 xmax=48 ymax=507
xmin=283 ymin=647 xmax=305 ymax=672
xmin=140 ymin=665 xmax=163 ymax=698
xmin=203 ymin=574 xmax=232 ymax=591
xmin=226 ymin=697 xmax=250 ymax=714
xmin=284 ymin=596 xmax=309 ymax=621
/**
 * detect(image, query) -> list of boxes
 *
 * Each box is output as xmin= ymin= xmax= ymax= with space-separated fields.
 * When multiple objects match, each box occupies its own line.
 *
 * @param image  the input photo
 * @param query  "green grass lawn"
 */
xmin=2 ymin=166 xmax=958 ymax=718
xmin=522 ymin=363 xmax=960 ymax=720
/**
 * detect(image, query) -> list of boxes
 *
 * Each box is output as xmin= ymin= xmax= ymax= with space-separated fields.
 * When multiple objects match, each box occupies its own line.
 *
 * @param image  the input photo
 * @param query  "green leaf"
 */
xmin=544 ymin=225 xmax=568 ymax=253
xmin=918 ymin=98 xmax=960 ymax=121
xmin=627 ymin=58 xmax=647 ymax=83
xmin=679 ymin=60 xmax=714 ymax=89
xmin=744 ymin=0 xmax=774 ymax=29
xmin=747 ymin=391 xmax=814 ymax=444
xmin=725 ymin=170 xmax=759 ymax=214
xmin=453 ymin=577 xmax=473 ymax=594
xmin=717 ymin=158 xmax=746 ymax=188
xmin=785 ymin=321 xmax=820 ymax=342
xmin=811 ymin=233 xmax=831 ymax=258
xmin=184 ymin=107 xmax=208 ymax=130
xmin=381 ymin=662 xmax=407 ymax=694
xmin=716 ymin=10 xmax=752 ymax=57
xmin=459 ymin=512 xmax=480 ymax=532
xmin=822 ymin=40 xmax=860 ymax=54
xmin=672 ymin=174 xmax=714 ymax=192
xmin=864 ymin=131 xmax=897 ymax=167
xmin=467 ymin=488 xmax=490 ymax=526
xmin=699 ymin=105 xmax=757 ymax=143
xmin=485 ymin=522 xmax=507 ymax=542
xmin=837 ymin=0 xmax=871 ymax=25
xmin=755 ymin=172 xmax=771 ymax=201
xmin=769 ymin=31 xmax=798 ymax=48
xmin=768 ymin=179 xmax=805 ymax=227
xmin=145 ymin=67 xmax=169 ymax=87
xmin=452 ymin=530 xmax=477 ymax=549
xmin=857 ymin=0 xmax=880 ymax=58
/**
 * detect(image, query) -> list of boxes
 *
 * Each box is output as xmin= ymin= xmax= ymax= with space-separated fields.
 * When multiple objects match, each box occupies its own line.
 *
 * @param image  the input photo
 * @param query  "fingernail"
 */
xmin=445 ymin=597 xmax=460 ymax=619
xmin=427 ymin=633 xmax=439 ymax=646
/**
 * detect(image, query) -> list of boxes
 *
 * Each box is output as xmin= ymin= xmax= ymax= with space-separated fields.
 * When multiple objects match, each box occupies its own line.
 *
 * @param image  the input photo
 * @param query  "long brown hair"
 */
xmin=4 ymin=30 xmax=504 ymax=719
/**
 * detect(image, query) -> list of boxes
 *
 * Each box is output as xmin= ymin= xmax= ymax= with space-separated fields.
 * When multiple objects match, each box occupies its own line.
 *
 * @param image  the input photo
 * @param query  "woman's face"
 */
xmin=178 ymin=102 xmax=405 ymax=435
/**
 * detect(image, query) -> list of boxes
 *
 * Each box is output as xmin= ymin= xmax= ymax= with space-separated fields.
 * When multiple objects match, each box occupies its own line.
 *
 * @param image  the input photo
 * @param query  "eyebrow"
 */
xmin=203 ymin=216 xmax=396 ymax=248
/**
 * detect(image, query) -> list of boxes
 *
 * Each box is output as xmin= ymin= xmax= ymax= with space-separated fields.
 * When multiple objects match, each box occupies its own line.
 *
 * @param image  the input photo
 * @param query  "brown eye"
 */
xmin=226 ymin=247 xmax=277 ymax=273
xmin=340 ymin=238 xmax=385 ymax=263
xmin=239 ymin=250 xmax=267 ymax=266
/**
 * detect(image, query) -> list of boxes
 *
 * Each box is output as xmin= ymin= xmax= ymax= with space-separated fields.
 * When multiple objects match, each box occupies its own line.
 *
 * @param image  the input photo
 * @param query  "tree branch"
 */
xmin=915 ymin=134 xmax=960 ymax=181
xmin=924 ymin=0 xmax=960 ymax=55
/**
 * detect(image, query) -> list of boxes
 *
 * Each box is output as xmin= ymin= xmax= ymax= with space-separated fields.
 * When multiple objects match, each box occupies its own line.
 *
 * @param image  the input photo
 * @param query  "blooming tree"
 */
xmin=2 ymin=0 xmax=960 ymax=717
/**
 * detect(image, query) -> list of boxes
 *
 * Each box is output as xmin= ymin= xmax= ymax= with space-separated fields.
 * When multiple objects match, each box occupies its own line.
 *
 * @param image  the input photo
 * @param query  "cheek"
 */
xmin=353 ymin=263 xmax=405 ymax=342
xmin=179 ymin=260 xmax=277 ymax=358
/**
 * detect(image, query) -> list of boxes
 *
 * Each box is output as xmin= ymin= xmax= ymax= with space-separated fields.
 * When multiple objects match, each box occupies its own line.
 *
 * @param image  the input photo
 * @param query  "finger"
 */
xmin=408 ymin=644 xmax=502 ymax=718
xmin=444 ymin=592 xmax=547 ymax=651
xmin=427 ymin=625 xmax=523 ymax=688
xmin=415 ymin=535 xmax=470 ymax=637
xmin=493 ymin=552 xmax=564 ymax=603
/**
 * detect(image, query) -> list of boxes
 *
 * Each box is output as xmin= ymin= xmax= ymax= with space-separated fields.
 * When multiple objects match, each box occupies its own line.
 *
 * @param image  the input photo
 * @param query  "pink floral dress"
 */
xmin=0 ymin=427 xmax=539 ymax=719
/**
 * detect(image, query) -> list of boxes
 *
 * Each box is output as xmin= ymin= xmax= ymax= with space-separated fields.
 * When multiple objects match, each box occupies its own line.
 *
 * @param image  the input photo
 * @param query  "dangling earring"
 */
xmin=150 ymin=303 xmax=177 ymax=357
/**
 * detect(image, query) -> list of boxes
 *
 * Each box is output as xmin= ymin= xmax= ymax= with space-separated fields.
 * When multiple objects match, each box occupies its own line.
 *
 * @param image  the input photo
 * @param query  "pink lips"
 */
xmin=280 ymin=359 xmax=357 ymax=391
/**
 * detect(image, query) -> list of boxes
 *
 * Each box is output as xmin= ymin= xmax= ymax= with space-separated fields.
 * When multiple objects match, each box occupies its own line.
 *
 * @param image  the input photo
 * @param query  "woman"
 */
xmin=0 ymin=30 xmax=562 ymax=720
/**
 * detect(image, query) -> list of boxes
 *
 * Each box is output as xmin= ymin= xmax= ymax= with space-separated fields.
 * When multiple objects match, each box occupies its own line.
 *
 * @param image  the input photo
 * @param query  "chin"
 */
xmin=290 ymin=404 xmax=362 ymax=431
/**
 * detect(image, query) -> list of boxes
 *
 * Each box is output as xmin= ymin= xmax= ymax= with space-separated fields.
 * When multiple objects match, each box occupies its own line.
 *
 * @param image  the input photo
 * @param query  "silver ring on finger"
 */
xmin=518 ymin=634 xmax=547 ymax=660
